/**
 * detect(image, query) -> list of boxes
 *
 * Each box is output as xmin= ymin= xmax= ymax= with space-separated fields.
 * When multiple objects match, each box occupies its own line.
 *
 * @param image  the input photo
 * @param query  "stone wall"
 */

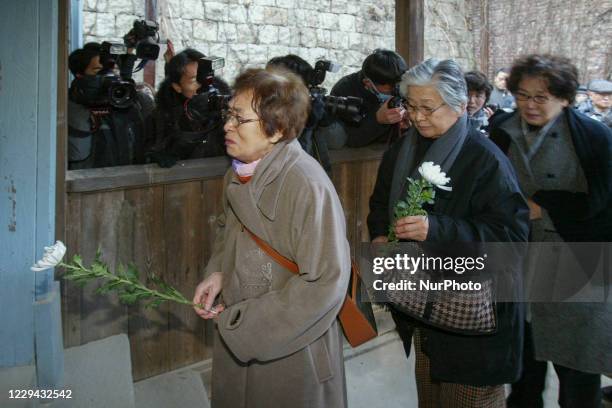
xmin=423 ymin=0 xmax=611 ymax=83
xmin=423 ymin=0 xmax=478 ymax=70
xmin=82 ymin=0 xmax=611 ymax=86
xmin=82 ymin=0 xmax=396 ymax=88
xmin=487 ymin=0 xmax=612 ymax=83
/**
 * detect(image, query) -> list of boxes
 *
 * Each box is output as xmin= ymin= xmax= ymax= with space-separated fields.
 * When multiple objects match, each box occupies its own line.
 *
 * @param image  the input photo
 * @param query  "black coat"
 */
xmin=490 ymin=107 xmax=612 ymax=242
xmin=331 ymin=71 xmax=396 ymax=147
xmin=368 ymin=130 xmax=530 ymax=385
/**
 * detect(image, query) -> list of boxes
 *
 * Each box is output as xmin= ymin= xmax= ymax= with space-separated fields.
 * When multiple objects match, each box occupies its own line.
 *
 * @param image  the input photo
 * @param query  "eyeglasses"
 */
xmin=222 ymin=110 xmax=260 ymax=127
xmin=406 ymin=102 xmax=446 ymax=117
xmin=514 ymin=92 xmax=550 ymax=104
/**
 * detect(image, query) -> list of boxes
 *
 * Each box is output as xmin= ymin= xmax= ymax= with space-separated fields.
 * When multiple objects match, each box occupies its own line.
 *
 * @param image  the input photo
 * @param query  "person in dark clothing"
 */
xmin=578 ymin=79 xmax=612 ymax=127
xmin=330 ymin=49 xmax=408 ymax=147
xmin=266 ymin=54 xmax=338 ymax=175
xmin=67 ymin=43 xmax=147 ymax=169
xmin=368 ymin=58 xmax=529 ymax=407
xmin=145 ymin=48 xmax=229 ymax=168
xmin=489 ymin=54 xmax=612 ymax=408
xmin=464 ymin=70 xmax=494 ymax=136
xmin=489 ymin=67 xmax=516 ymax=110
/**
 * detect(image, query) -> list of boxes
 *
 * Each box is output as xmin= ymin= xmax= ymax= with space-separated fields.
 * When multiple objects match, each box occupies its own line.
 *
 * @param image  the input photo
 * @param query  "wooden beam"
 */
xmin=56 ymin=0 xmax=69 ymax=243
xmin=395 ymin=0 xmax=424 ymax=68
xmin=480 ymin=0 xmax=490 ymax=75
xmin=143 ymin=0 xmax=157 ymax=86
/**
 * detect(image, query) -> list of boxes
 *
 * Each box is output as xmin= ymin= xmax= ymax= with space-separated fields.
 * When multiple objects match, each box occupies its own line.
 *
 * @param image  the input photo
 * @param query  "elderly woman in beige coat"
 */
xmin=193 ymin=68 xmax=351 ymax=408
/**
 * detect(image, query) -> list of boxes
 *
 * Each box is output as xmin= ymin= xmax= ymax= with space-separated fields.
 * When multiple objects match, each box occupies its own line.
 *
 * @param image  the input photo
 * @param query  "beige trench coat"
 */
xmin=205 ymin=140 xmax=351 ymax=408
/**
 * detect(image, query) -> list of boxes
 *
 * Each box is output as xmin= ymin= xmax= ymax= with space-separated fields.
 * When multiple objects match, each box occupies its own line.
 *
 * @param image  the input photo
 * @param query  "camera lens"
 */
xmin=109 ymin=82 xmax=135 ymax=109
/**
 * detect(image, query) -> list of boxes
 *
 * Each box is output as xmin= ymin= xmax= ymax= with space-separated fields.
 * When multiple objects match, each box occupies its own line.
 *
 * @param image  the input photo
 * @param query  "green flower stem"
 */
xmin=60 ymin=256 xmax=204 ymax=309
xmin=388 ymin=177 xmax=435 ymax=242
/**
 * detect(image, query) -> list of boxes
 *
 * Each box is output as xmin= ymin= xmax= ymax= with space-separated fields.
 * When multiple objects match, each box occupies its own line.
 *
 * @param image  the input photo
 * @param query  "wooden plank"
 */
xmin=78 ymin=190 xmax=129 ymax=344
xmin=201 ymin=178 xmax=225 ymax=357
xmin=163 ymin=181 xmax=207 ymax=370
xmin=64 ymin=148 xmax=385 ymax=194
xmin=66 ymin=157 xmax=232 ymax=193
xmin=357 ymin=160 xmax=382 ymax=243
xmin=332 ymin=162 xmax=359 ymax=258
xmin=62 ymin=193 xmax=82 ymax=347
xmin=125 ymin=186 xmax=171 ymax=381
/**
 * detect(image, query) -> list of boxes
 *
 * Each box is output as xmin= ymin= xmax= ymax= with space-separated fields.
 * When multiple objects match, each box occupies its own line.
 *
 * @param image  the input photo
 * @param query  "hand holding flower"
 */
xmin=193 ymin=272 xmax=225 ymax=320
xmin=388 ymin=162 xmax=451 ymax=242
xmin=394 ymin=215 xmax=429 ymax=241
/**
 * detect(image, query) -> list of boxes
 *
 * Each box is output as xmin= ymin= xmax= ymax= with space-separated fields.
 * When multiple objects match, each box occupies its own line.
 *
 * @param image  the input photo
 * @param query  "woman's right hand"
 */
xmin=372 ymin=236 xmax=389 ymax=244
xmin=193 ymin=272 xmax=225 ymax=320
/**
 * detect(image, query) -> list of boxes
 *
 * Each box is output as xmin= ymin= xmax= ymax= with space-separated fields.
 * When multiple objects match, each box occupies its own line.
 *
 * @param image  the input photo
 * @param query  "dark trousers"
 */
xmin=507 ymin=323 xmax=602 ymax=408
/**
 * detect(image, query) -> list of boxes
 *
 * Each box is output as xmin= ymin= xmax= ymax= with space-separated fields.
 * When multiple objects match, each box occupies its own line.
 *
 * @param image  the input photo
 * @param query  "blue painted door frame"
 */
xmin=0 ymin=0 xmax=63 ymax=388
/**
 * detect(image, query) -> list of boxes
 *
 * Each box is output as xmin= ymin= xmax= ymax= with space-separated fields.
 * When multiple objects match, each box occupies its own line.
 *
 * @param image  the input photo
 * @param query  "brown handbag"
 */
xmin=244 ymin=227 xmax=377 ymax=347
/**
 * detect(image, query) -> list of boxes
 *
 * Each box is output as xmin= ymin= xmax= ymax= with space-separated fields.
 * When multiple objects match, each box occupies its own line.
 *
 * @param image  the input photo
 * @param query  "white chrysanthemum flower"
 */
xmin=31 ymin=241 xmax=66 ymax=271
xmin=418 ymin=162 xmax=452 ymax=191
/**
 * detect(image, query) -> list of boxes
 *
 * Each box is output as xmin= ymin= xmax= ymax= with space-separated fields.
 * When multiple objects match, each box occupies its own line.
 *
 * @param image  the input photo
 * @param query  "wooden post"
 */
xmin=56 ymin=0 xmax=69 ymax=243
xmin=395 ymin=0 xmax=424 ymax=68
xmin=480 ymin=0 xmax=490 ymax=76
xmin=143 ymin=0 xmax=157 ymax=86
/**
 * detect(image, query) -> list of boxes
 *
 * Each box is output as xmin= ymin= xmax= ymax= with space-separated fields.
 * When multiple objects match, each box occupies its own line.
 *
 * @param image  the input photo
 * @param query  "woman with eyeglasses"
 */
xmin=192 ymin=68 xmax=350 ymax=408
xmin=368 ymin=58 xmax=529 ymax=407
xmin=489 ymin=54 xmax=612 ymax=408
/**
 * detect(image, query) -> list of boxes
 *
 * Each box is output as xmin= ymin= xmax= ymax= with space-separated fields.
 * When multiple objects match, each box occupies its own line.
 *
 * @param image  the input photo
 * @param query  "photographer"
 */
xmin=68 ymin=42 xmax=146 ymax=169
xmin=145 ymin=49 xmax=230 ymax=168
xmin=330 ymin=49 xmax=408 ymax=147
xmin=266 ymin=54 xmax=336 ymax=174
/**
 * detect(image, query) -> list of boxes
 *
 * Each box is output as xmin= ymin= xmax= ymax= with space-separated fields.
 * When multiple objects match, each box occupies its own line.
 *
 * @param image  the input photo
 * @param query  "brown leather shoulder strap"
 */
xmin=243 ymin=225 xmax=299 ymax=275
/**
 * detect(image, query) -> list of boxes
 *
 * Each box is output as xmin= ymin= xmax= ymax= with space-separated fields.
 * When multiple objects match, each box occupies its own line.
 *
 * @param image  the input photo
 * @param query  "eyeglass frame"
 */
xmin=514 ymin=91 xmax=551 ymax=104
xmin=222 ymin=110 xmax=260 ymax=127
xmin=405 ymin=101 xmax=446 ymax=117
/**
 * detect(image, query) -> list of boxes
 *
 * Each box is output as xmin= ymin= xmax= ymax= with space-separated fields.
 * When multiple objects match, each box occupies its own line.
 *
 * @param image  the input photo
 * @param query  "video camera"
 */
xmin=70 ymin=73 xmax=136 ymax=110
xmin=306 ymin=60 xmax=364 ymax=123
xmin=123 ymin=20 xmax=160 ymax=60
xmin=70 ymin=41 xmax=136 ymax=109
xmin=185 ymin=57 xmax=232 ymax=122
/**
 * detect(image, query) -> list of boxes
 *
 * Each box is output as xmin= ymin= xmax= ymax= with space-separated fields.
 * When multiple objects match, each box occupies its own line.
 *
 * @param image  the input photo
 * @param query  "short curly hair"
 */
xmin=464 ymin=71 xmax=493 ymax=103
xmin=507 ymin=54 xmax=579 ymax=103
xmin=232 ymin=68 xmax=311 ymax=141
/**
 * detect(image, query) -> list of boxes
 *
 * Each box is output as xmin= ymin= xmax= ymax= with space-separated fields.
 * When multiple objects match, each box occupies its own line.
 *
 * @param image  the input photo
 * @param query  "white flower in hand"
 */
xmin=31 ymin=241 xmax=67 ymax=271
xmin=418 ymin=162 xmax=452 ymax=191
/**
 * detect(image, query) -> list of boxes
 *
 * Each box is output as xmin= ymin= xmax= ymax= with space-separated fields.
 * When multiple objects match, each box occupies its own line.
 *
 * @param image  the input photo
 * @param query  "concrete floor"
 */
xmin=133 ymin=309 xmax=612 ymax=408
xmin=345 ymin=332 xmax=612 ymax=408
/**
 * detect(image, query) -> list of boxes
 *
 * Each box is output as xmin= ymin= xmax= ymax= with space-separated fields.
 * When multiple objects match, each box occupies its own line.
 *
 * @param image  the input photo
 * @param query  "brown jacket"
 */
xmin=206 ymin=140 xmax=351 ymax=408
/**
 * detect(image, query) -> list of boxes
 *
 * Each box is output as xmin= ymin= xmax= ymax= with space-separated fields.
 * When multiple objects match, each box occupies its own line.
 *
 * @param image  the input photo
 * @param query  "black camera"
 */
xmin=123 ymin=20 xmax=160 ymax=60
xmin=306 ymin=59 xmax=364 ymax=123
xmin=99 ymin=41 xmax=128 ymax=71
xmin=71 ymin=73 xmax=136 ymax=109
xmin=388 ymin=95 xmax=405 ymax=109
xmin=185 ymin=57 xmax=231 ymax=122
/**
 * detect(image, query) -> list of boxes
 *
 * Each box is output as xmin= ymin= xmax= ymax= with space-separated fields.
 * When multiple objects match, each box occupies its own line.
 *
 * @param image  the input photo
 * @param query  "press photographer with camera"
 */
xmin=67 ymin=40 xmax=148 ymax=169
xmin=266 ymin=54 xmax=363 ymax=175
xmin=144 ymin=49 xmax=231 ymax=168
xmin=330 ymin=49 xmax=408 ymax=147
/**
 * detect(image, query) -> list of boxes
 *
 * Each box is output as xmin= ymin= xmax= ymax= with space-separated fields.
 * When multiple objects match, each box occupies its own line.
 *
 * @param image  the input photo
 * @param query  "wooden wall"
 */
xmin=62 ymin=148 xmax=383 ymax=381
